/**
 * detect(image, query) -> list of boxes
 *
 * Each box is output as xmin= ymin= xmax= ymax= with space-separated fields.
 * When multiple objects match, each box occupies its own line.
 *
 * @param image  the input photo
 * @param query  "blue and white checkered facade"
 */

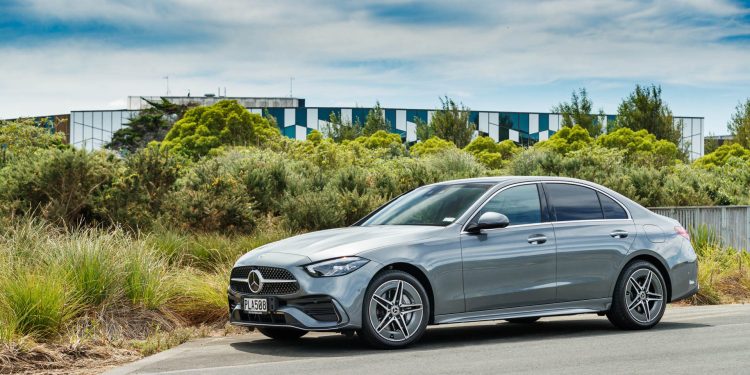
xmin=69 ymin=97 xmax=704 ymax=160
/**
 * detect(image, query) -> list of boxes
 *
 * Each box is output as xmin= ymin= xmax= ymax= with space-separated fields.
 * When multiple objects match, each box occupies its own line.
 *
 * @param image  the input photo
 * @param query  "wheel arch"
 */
xmin=615 ymin=251 xmax=673 ymax=302
xmin=378 ymin=262 xmax=436 ymax=324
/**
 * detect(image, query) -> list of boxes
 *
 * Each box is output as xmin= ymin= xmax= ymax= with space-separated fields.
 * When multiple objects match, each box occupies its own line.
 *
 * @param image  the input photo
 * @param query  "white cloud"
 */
xmin=1 ymin=0 xmax=749 ymax=133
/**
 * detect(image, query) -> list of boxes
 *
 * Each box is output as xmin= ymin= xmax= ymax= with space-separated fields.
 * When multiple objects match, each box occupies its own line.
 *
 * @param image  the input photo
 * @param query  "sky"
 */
xmin=1 ymin=0 xmax=749 ymax=135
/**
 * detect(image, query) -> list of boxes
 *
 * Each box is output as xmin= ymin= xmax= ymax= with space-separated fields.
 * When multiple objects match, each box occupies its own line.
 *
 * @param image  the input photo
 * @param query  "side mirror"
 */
xmin=466 ymin=212 xmax=510 ymax=233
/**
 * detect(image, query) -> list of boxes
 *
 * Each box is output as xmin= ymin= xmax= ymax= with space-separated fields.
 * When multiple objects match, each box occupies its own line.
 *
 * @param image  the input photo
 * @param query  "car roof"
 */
xmin=430 ymin=176 xmax=591 ymax=186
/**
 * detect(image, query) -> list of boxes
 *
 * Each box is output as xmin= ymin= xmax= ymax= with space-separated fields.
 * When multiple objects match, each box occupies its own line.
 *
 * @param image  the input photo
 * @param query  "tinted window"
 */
xmin=598 ymin=192 xmax=628 ymax=219
xmin=362 ymin=183 xmax=493 ymax=226
xmin=477 ymin=184 xmax=541 ymax=226
xmin=545 ymin=183 xmax=603 ymax=221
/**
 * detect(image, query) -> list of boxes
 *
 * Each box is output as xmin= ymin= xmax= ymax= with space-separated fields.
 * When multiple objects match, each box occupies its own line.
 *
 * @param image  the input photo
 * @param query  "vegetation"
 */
xmin=363 ymin=101 xmax=391 ymax=135
xmin=419 ymin=96 xmax=475 ymax=148
xmin=614 ymin=84 xmax=681 ymax=144
xmin=2 ymin=91 xmax=750 ymax=372
xmin=160 ymin=100 xmax=281 ymax=159
xmin=551 ymin=88 xmax=603 ymax=136
xmin=728 ymin=98 xmax=750 ymax=149
xmin=107 ymin=98 xmax=196 ymax=155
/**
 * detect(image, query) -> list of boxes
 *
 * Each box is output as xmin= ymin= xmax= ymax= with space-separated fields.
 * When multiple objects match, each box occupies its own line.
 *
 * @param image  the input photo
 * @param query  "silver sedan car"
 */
xmin=228 ymin=177 xmax=699 ymax=348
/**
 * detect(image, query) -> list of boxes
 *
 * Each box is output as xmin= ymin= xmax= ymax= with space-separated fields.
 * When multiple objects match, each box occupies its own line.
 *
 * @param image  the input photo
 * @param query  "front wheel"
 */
xmin=257 ymin=327 xmax=307 ymax=340
xmin=607 ymin=260 xmax=667 ymax=330
xmin=359 ymin=270 xmax=430 ymax=349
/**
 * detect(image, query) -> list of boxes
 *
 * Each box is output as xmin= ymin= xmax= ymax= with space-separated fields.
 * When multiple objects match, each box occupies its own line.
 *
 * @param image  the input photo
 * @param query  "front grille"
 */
xmin=230 ymin=266 xmax=300 ymax=295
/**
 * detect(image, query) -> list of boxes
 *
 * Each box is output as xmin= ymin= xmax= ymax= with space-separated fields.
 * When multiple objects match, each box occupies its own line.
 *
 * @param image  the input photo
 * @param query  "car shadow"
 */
xmin=229 ymin=318 xmax=708 ymax=357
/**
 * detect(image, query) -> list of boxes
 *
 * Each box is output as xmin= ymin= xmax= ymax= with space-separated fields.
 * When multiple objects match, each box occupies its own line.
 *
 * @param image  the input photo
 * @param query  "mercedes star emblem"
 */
xmin=248 ymin=269 xmax=264 ymax=294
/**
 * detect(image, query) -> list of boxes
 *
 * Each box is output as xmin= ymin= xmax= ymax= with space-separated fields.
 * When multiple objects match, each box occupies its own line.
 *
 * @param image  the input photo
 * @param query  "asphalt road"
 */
xmin=107 ymin=304 xmax=750 ymax=375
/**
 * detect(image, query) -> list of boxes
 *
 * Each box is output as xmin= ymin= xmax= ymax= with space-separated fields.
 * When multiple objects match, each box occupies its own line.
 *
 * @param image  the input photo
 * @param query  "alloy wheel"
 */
xmin=624 ymin=268 xmax=664 ymax=324
xmin=368 ymin=279 xmax=424 ymax=342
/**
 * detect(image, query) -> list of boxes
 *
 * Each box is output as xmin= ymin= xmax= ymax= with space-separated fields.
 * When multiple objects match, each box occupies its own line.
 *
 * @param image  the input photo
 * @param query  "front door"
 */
xmin=460 ymin=183 xmax=557 ymax=312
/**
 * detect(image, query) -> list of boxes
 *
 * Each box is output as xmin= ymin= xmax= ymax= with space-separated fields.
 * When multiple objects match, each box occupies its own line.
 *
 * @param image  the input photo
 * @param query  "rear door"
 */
xmin=543 ymin=183 xmax=636 ymax=302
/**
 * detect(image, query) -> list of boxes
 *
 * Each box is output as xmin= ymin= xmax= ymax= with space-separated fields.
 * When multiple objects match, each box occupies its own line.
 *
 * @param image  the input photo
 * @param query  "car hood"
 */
xmin=237 ymin=225 xmax=445 ymax=265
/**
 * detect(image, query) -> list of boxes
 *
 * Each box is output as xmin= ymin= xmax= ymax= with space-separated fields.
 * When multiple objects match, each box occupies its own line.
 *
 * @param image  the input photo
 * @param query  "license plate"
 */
xmin=243 ymin=298 xmax=268 ymax=314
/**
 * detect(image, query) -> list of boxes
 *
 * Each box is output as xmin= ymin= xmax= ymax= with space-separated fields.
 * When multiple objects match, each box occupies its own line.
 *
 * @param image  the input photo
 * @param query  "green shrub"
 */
xmin=160 ymin=100 xmax=281 ymax=159
xmin=166 ymin=155 xmax=257 ymax=233
xmin=694 ymin=143 xmax=750 ymax=168
xmin=535 ymin=125 xmax=593 ymax=154
xmin=464 ymin=137 xmax=520 ymax=169
xmin=282 ymin=187 xmax=347 ymax=231
xmin=0 ymin=148 xmax=119 ymax=226
xmin=409 ymin=137 xmax=457 ymax=157
xmin=104 ymin=145 xmax=186 ymax=230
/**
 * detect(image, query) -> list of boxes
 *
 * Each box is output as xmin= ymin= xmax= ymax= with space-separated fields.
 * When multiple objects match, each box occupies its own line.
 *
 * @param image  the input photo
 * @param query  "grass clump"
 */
xmin=0 ymin=270 xmax=79 ymax=340
xmin=688 ymin=225 xmax=750 ymax=305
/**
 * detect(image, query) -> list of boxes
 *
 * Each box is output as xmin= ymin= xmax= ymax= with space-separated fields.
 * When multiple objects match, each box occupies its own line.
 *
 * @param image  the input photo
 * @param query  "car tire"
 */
xmin=607 ymin=260 xmax=667 ymax=330
xmin=360 ymin=270 xmax=430 ymax=349
xmin=505 ymin=317 xmax=540 ymax=324
xmin=257 ymin=327 xmax=307 ymax=340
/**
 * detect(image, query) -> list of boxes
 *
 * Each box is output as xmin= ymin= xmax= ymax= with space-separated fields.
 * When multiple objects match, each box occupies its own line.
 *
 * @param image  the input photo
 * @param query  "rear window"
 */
xmin=598 ymin=192 xmax=628 ymax=219
xmin=545 ymin=183 xmax=603 ymax=221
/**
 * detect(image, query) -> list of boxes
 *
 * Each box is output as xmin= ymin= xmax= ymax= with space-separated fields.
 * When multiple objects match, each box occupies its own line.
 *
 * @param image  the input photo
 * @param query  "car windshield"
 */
xmin=361 ymin=183 xmax=494 ymax=226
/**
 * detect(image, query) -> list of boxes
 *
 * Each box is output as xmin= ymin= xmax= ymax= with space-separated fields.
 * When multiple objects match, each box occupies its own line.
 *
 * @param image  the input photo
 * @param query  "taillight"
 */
xmin=675 ymin=226 xmax=690 ymax=240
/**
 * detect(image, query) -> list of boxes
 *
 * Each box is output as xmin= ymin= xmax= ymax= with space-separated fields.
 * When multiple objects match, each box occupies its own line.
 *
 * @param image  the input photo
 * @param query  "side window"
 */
xmin=478 ymin=184 xmax=541 ymax=226
xmin=545 ymin=183 xmax=603 ymax=221
xmin=598 ymin=192 xmax=628 ymax=219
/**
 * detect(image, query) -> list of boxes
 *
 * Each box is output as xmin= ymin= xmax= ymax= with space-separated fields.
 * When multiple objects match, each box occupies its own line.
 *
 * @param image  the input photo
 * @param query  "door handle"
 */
xmin=610 ymin=230 xmax=629 ymax=239
xmin=527 ymin=234 xmax=547 ymax=245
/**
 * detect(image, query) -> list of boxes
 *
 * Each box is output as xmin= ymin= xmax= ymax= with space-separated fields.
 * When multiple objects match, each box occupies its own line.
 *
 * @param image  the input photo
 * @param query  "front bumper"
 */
xmin=228 ymin=258 xmax=381 ymax=331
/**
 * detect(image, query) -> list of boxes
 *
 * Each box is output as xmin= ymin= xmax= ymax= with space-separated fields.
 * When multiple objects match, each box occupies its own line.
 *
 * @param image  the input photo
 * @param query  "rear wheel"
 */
xmin=505 ymin=317 xmax=540 ymax=324
xmin=257 ymin=327 xmax=307 ymax=340
xmin=607 ymin=260 xmax=667 ymax=330
xmin=360 ymin=270 xmax=429 ymax=349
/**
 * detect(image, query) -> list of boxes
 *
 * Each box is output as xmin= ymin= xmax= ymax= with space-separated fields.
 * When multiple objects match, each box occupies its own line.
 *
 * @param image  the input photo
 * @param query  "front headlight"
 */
xmin=304 ymin=257 xmax=370 ymax=277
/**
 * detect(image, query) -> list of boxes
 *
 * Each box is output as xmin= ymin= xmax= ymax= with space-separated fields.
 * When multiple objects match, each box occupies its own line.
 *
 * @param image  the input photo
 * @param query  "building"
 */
xmin=64 ymin=95 xmax=705 ymax=159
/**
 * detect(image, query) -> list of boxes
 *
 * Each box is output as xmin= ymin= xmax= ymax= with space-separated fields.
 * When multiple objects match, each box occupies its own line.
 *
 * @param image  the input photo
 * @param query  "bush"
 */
xmin=409 ymin=137 xmax=457 ymax=157
xmin=282 ymin=187 xmax=347 ymax=231
xmin=535 ymin=124 xmax=593 ymax=154
xmin=104 ymin=145 xmax=186 ymax=230
xmin=596 ymin=127 xmax=680 ymax=166
xmin=160 ymin=100 xmax=281 ymax=159
xmin=0 ymin=148 xmax=119 ymax=226
xmin=464 ymin=137 xmax=520 ymax=169
xmin=694 ymin=143 xmax=750 ymax=168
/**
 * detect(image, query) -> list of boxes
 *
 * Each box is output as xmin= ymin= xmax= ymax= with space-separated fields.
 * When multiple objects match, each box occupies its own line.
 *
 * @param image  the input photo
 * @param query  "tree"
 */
xmin=414 ymin=116 xmax=434 ymax=141
xmin=107 ymin=98 xmax=195 ymax=154
xmin=422 ymin=96 xmax=475 ymax=148
xmin=363 ymin=102 xmax=391 ymax=136
xmin=159 ymin=100 xmax=281 ymax=159
xmin=464 ymin=137 xmax=520 ymax=169
xmin=551 ymin=88 xmax=603 ymax=136
xmin=728 ymin=98 xmax=750 ymax=149
xmin=615 ymin=85 xmax=680 ymax=144
xmin=324 ymin=111 xmax=362 ymax=142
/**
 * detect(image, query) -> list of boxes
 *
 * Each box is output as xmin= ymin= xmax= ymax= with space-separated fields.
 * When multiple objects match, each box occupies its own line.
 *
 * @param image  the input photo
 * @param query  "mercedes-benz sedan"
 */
xmin=228 ymin=177 xmax=698 ymax=348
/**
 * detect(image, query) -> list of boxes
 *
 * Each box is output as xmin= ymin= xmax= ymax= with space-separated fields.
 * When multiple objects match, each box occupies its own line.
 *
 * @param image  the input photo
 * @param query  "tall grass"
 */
xmin=0 ymin=270 xmax=80 ymax=339
xmin=689 ymin=225 xmax=750 ymax=304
